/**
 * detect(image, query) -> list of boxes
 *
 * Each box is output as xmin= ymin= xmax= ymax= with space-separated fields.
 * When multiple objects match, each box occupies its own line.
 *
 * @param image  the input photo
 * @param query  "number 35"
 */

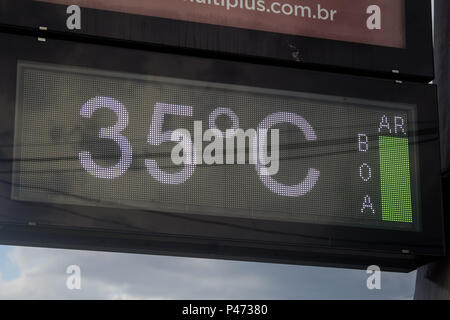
xmin=78 ymin=97 xmax=195 ymax=184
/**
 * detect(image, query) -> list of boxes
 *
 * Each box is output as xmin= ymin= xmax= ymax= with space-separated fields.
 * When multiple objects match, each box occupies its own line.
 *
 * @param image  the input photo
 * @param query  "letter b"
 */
xmin=358 ymin=134 xmax=369 ymax=152
xmin=318 ymin=5 xmax=329 ymax=20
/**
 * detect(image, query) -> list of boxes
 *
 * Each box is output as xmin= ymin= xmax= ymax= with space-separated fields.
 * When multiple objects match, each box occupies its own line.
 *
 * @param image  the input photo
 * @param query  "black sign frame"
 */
xmin=0 ymin=32 xmax=444 ymax=272
xmin=0 ymin=0 xmax=434 ymax=82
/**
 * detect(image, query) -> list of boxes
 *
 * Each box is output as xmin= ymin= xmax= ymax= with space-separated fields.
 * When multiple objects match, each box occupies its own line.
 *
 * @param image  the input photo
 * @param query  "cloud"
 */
xmin=0 ymin=245 xmax=416 ymax=299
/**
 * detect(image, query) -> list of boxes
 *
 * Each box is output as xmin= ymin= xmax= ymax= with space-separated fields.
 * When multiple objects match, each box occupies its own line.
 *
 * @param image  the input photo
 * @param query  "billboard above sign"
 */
xmin=0 ymin=0 xmax=433 ymax=80
xmin=39 ymin=0 xmax=406 ymax=48
xmin=0 ymin=33 xmax=444 ymax=271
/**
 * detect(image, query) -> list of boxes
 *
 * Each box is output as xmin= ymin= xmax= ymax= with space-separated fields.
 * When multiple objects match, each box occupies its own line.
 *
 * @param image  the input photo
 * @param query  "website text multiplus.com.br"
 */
xmin=184 ymin=0 xmax=338 ymax=21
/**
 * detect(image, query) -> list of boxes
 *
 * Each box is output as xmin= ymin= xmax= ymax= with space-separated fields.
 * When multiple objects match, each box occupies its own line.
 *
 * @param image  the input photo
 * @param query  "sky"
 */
xmin=0 ymin=1 xmax=435 ymax=300
xmin=0 ymin=244 xmax=417 ymax=299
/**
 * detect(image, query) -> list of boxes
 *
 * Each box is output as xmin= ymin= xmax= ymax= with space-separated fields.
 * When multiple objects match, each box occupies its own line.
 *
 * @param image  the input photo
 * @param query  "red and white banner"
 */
xmin=39 ymin=0 xmax=405 ymax=48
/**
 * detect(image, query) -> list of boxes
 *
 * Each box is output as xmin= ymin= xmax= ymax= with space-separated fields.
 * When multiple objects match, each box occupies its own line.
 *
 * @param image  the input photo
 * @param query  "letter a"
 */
xmin=361 ymin=195 xmax=375 ymax=214
xmin=366 ymin=5 xmax=381 ymax=30
xmin=66 ymin=5 xmax=81 ymax=30
xmin=366 ymin=265 xmax=381 ymax=290
xmin=66 ymin=265 xmax=81 ymax=290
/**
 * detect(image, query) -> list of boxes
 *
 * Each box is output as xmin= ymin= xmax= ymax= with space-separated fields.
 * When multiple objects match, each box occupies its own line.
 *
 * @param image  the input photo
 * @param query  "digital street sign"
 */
xmin=13 ymin=61 xmax=420 ymax=231
xmin=0 ymin=0 xmax=434 ymax=81
xmin=0 ymin=33 xmax=444 ymax=271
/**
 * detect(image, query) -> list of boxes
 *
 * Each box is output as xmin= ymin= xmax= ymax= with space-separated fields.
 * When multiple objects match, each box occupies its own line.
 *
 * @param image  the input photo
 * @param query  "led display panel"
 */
xmin=12 ymin=62 xmax=420 ymax=231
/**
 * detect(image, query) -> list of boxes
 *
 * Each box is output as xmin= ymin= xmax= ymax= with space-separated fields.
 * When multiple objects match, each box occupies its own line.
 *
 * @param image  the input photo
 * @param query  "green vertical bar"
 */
xmin=379 ymin=136 xmax=413 ymax=223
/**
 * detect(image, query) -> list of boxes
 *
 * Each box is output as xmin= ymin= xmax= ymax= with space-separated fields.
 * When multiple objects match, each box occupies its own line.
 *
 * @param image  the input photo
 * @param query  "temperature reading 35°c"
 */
xmin=77 ymin=97 xmax=320 ymax=198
